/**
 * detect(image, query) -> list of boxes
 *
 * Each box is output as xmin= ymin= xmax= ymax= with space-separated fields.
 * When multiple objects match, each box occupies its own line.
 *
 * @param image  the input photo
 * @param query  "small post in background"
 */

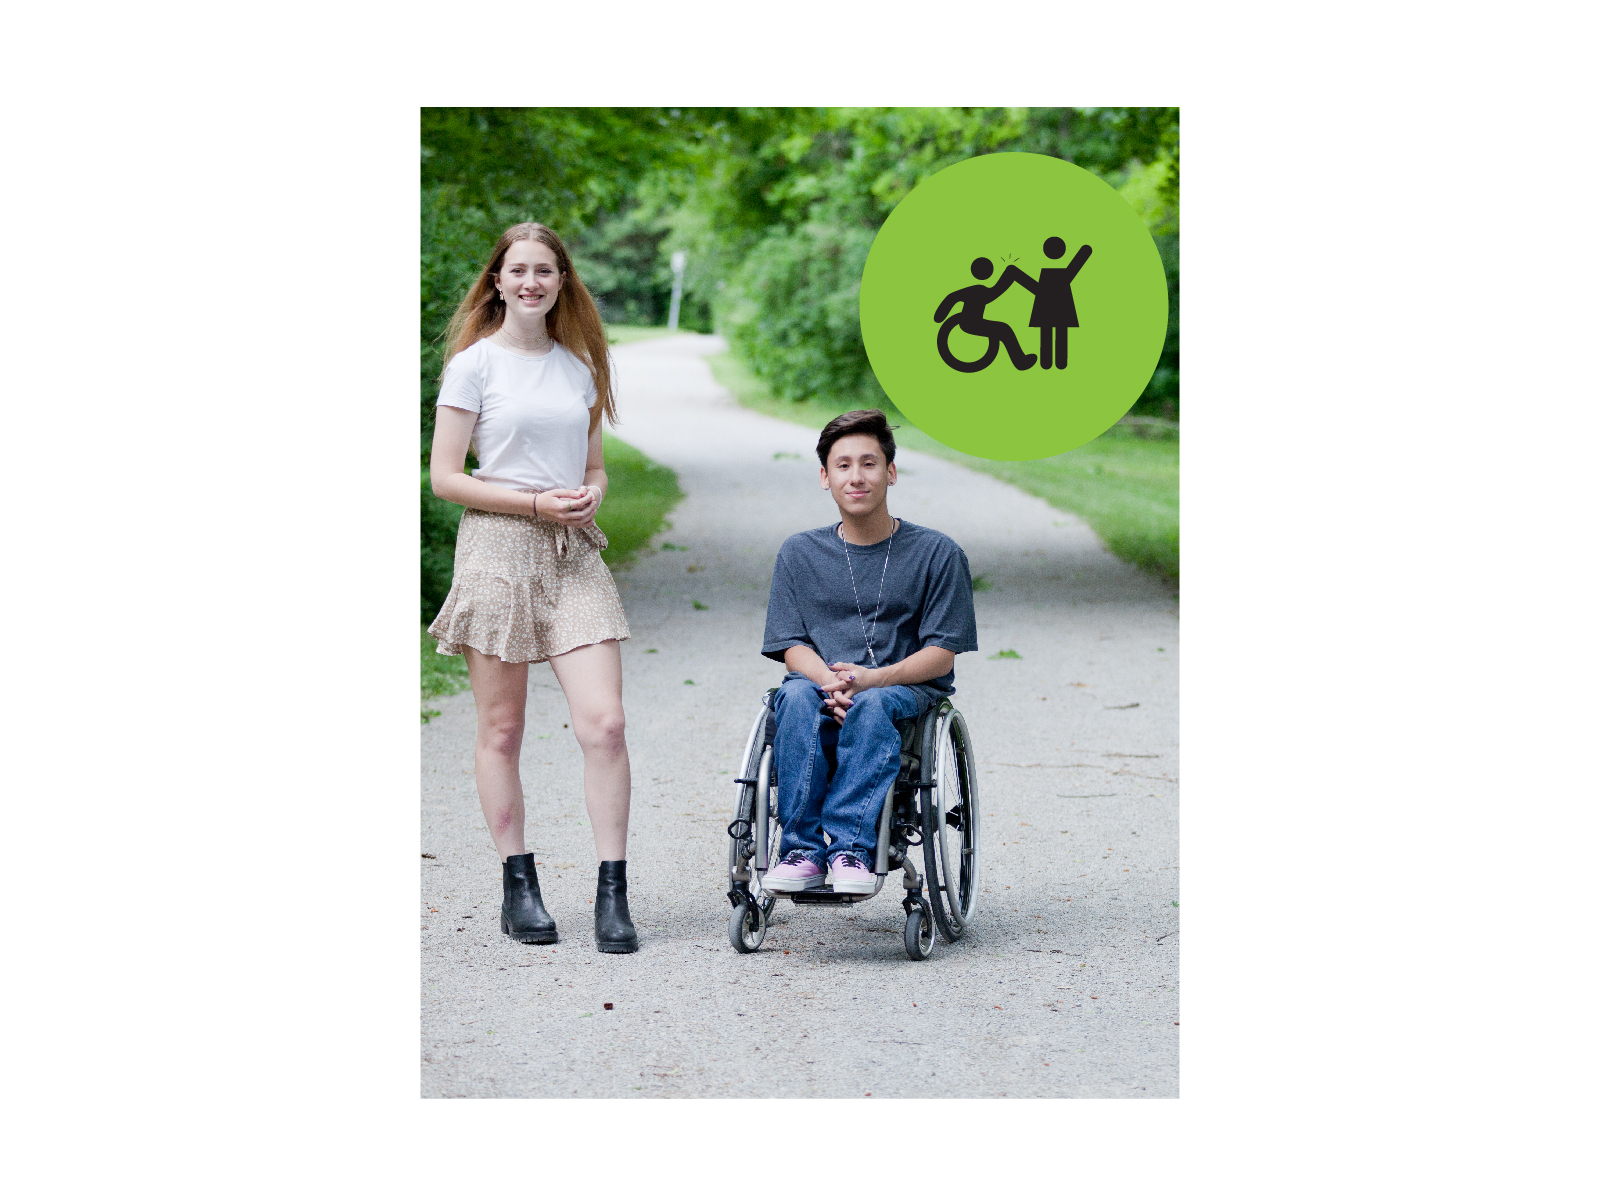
xmin=667 ymin=250 xmax=687 ymax=331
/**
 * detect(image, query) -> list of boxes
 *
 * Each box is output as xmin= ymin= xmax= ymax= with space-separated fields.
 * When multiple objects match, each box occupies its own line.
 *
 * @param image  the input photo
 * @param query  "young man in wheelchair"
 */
xmin=760 ymin=409 xmax=978 ymax=894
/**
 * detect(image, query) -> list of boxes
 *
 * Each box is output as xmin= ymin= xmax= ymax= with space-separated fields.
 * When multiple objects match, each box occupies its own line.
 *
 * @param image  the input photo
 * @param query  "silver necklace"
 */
xmin=841 ymin=519 xmax=896 ymax=667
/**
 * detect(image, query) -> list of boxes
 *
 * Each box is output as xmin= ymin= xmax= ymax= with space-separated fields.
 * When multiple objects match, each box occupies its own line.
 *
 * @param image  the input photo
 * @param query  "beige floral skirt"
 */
xmin=428 ymin=508 xmax=630 ymax=664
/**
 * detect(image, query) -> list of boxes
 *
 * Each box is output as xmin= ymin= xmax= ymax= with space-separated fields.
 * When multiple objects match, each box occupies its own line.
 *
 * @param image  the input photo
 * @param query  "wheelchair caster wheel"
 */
xmin=729 ymin=900 xmax=767 ymax=953
xmin=904 ymin=901 xmax=934 ymax=960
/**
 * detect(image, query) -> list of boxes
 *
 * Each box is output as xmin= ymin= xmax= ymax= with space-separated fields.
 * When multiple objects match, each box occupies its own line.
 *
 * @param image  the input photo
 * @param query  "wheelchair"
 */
xmin=725 ymin=686 xmax=980 ymax=960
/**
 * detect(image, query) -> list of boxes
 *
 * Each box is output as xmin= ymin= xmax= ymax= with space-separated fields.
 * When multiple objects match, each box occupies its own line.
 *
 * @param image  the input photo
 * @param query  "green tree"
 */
xmin=419 ymin=107 xmax=696 ymax=458
xmin=658 ymin=107 xmax=1179 ymax=416
xmin=417 ymin=107 xmax=1179 ymax=625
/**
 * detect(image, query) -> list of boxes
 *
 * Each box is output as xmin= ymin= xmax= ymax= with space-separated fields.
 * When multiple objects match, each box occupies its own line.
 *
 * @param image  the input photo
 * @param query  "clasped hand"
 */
xmin=538 ymin=486 xmax=600 ymax=526
xmin=818 ymin=661 xmax=881 ymax=725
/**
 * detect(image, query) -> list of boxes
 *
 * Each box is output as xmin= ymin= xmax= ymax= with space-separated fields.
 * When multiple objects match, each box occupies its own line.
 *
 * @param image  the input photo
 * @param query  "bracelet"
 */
xmin=528 ymin=490 xmax=542 ymax=517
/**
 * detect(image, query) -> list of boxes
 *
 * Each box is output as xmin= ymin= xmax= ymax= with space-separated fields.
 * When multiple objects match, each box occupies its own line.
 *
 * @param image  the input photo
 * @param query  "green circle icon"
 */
xmin=859 ymin=153 xmax=1168 ymax=460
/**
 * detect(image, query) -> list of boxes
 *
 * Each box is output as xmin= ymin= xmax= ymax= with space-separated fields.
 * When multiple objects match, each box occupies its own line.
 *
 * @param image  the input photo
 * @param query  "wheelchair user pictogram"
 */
xmin=932 ymin=238 xmax=1093 ymax=374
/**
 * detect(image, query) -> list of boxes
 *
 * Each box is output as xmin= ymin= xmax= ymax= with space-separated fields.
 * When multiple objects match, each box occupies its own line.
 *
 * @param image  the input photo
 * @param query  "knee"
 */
xmin=575 ymin=708 xmax=627 ymax=757
xmin=849 ymin=688 xmax=894 ymax=716
xmin=843 ymin=688 xmax=908 ymax=731
xmin=774 ymin=678 xmax=818 ymax=718
xmin=478 ymin=713 xmax=524 ymax=758
xmin=777 ymin=677 xmax=815 ymax=702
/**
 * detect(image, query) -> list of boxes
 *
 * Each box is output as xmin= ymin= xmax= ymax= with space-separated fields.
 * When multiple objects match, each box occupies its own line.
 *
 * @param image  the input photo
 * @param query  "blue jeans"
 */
xmin=769 ymin=674 xmax=933 ymax=864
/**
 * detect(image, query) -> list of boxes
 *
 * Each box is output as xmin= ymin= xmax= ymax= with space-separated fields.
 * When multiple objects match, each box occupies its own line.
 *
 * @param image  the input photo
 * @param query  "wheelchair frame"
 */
xmin=725 ymin=686 xmax=980 ymax=960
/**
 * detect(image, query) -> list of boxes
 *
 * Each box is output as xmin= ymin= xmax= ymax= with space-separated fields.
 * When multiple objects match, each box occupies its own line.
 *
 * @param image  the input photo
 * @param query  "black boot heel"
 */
xmin=502 ymin=852 xmax=558 ymax=944
xmin=594 ymin=860 xmax=639 ymax=953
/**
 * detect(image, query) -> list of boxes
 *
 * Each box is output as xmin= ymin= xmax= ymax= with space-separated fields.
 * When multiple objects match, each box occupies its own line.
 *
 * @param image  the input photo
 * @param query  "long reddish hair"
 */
xmin=440 ymin=221 xmax=616 ymax=430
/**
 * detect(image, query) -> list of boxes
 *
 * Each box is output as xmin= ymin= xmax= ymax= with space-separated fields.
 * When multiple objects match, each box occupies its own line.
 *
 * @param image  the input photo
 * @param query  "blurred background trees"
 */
xmin=422 ymin=104 xmax=1178 ymax=457
xmin=419 ymin=107 xmax=1184 ymax=627
xmin=420 ymin=106 xmax=1180 ymax=461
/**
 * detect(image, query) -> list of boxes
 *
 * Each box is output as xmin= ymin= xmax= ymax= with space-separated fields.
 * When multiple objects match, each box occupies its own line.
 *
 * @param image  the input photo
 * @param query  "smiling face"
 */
xmin=495 ymin=238 xmax=564 ymax=322
xmin=820 ymin=433 xmax=897 ymax=520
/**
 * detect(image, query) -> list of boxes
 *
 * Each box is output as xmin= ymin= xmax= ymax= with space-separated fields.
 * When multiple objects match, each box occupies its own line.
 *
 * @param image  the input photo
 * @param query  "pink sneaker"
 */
xmin=829 ymin=852 xmax=876 ymax=894
xmin=764 ymin=850 xmax=824 ymax=891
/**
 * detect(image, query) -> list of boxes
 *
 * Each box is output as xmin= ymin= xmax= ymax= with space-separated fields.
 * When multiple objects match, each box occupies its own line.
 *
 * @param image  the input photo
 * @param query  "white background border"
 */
xmin=6 ymin=2 xmax=1593 ymax=1192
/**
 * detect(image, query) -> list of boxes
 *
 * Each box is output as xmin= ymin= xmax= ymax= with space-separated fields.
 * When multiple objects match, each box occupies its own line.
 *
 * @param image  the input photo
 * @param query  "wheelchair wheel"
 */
xmin=726 ymin=745 xmax=780 ymax=883
xmin=729 ymin=900 xmax=767 ymax=953
xmin=728 ymin=701 xmax=780 ymax=886
xmin=922 ymin=705 xmax=979 ymax=942
xmin=903 ymin=901 xmax=934 ymax=960
xmin=937 ymin=314 xmax=1001 ymax=374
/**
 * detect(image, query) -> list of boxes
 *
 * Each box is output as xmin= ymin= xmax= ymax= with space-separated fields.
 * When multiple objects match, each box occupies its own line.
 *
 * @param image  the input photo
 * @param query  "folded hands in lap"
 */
xmin=819 ymin=662 xmax=883 ymax=725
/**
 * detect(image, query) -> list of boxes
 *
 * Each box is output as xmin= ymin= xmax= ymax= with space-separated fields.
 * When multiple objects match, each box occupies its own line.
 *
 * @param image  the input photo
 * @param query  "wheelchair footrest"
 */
xmin=788 ymin=887 xmax=876 ymax=906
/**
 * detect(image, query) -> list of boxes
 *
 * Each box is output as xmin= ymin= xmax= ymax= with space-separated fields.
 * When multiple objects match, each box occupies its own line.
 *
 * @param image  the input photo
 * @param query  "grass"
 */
xmin=594 ymin=432 xmax=685 ymax=570
xmin=706 ymin=351 xmax=1178 ymax=583
xmin=421 ymin=626 xmax=470 ymax=710
xmin=936 ymin=426 xmax=1178 ymax=581
xmin=420 ymin=433 xmax=685 ymax=716
xmin=606 ymin=324 xmax=675 ymax=345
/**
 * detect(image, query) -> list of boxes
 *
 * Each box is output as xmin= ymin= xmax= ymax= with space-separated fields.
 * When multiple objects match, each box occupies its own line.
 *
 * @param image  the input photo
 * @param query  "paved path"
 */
xmin=420 ymin=334 xmax=1180 ymax=1097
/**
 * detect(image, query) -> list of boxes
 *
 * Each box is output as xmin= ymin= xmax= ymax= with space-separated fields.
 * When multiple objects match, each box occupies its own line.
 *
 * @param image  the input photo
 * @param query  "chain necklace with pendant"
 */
xmin=842 ymin=519 xmax=896 ymax=667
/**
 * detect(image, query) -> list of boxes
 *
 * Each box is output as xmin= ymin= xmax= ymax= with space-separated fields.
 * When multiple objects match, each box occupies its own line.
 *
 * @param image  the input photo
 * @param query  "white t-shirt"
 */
xmin=435 ymin=338 xmax=598 ymax=492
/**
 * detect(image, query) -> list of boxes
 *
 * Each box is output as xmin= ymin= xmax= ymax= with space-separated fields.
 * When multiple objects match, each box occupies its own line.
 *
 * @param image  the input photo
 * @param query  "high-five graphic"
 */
xmin=933 ymin=257 xmax=1038 ymax=373
xmin=860 ymin=154 xmax=1167 ymax=460
xmin=933 ymin=239 xmax=1093 ymax=374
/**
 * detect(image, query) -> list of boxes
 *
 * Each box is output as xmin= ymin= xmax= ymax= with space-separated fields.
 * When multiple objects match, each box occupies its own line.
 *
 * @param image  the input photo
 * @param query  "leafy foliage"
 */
xmin=419 ymin=106 xmax=1179 ymax=448
xmin=417 ymin=108 xmax=1179 ymax=615
xmin=721 ymin=221 xmax=885 ymax=403
xmin=420 ymin=186 xmax=504 ymax=458
xmin=570 ymin=201 xmax=675 ymax=327
xmin=421 ymin=625 xmax=470 ymax=702
xmin=671 ymin=108 xmax=1180 ymax=416
xmin=419 ymin=108 xmax=696 ymax=459
xmin=420 ymin=107 xmax=677 ymax=217
xmin=420 ymin=469 xmax=465 ymax=624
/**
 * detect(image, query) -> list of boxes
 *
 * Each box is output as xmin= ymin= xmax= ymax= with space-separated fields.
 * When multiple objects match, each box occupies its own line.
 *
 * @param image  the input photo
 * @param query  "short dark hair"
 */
xmin=816 ymin=409 xmax=898 ymax=467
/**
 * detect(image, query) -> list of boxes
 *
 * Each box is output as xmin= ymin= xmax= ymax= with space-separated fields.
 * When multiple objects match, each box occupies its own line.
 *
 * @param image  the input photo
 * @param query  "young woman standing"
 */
xmin=427 ymin=222 xmax=638 ymax=953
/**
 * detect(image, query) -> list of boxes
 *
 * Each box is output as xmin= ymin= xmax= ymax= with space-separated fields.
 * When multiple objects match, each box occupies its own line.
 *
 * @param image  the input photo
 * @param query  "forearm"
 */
xmin=869 ymin=646 xmax=956 ymax=688
xmin=430 ymin=467 xmax=537 ymax=516
xmin=783 ymin=644 xmax=840 ymax=688
xmin=582 ymin=466 xmax=608 ymax=501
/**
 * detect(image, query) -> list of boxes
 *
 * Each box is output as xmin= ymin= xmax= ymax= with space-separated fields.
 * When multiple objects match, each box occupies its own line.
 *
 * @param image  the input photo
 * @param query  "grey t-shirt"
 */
xmin=762 ymin=519 xmax=979 ymax=696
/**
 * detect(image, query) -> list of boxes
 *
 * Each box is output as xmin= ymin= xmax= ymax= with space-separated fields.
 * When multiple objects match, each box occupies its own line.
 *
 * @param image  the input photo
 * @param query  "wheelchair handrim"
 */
xmin=934 ymin=708 xmax=978 ymax=928
xmin=734 ymin=703 xmax=767 ymax=800
xmin=754 ymin=745 xmax=774 ymax=874
xmin=728 ymin=701 xmax=773 ymax=884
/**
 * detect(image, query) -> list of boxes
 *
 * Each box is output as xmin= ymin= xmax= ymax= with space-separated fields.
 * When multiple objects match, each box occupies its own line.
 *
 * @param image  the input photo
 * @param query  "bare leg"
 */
xmin=1038 ymin=326 xmax=1052 ymax=369
xmin=464 ymin=647 xmax=530 ymax=861
xmin=1055 ymin=325 xmax=1068 ymax=369
xmin=548 ymin=639 xmax=631 ymax=861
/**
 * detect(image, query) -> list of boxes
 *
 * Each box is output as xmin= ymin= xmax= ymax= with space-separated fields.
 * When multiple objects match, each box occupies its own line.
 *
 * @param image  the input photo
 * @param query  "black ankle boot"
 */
xmin=594 ymin=860 xmax=639 ymax=953
xmin=501 ymin=853 xmax=558 ymax=944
